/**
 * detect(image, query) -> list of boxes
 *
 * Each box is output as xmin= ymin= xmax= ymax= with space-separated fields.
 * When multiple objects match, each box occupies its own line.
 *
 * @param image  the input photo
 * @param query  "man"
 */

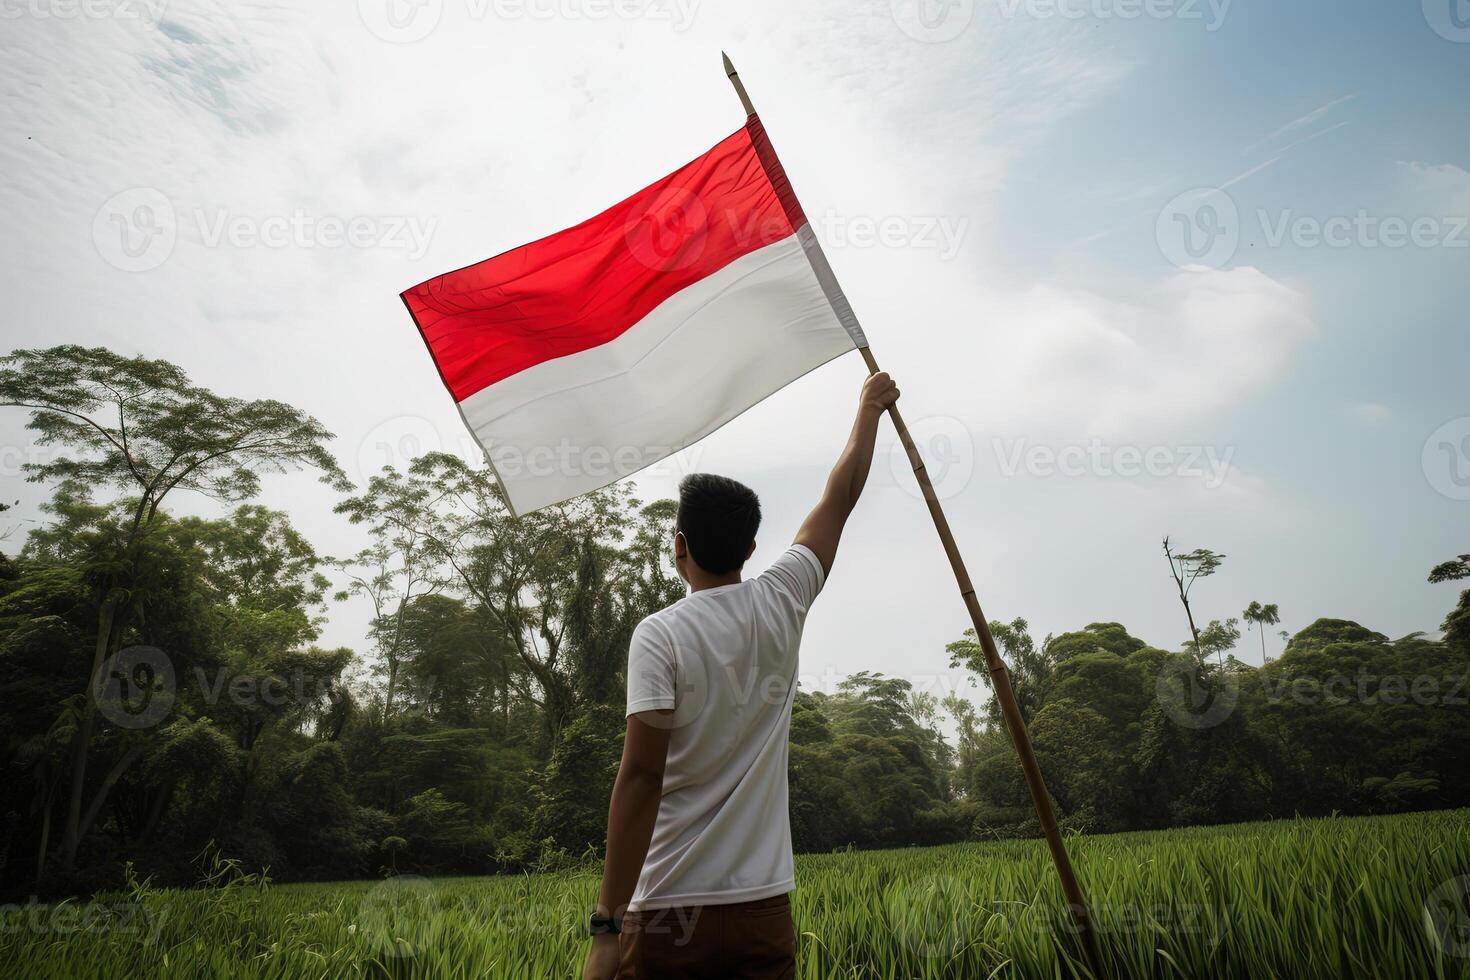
xmin=581 ymin=371 xmax=900 ymax=980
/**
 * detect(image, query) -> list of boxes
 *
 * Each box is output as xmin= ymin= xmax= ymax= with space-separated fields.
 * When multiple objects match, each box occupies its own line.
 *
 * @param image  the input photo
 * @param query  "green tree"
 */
xmin=1429 ymin=554 xmax=1470 ymax=657
xmin=786 ymin=678 xmax=960 ymax=850
xmin=1257 ymin=619 xmax=1469 ymax=814
xmin=339 ymin=453 xmax=672 ymax=744
xmin=1162 ymin=537 xmax=1224 ymax=651
xmin=1187 ymin=618 xmax=1242 ymax=667
xmin=331 ymin=465 xmax=445 ymax=719
xmin=393 ymin=594 xmax=511 ymax=725
xmin=1046 ymin=622 xmax=1149 ymax=662
xmin=1243 ymin=601 xmax=1282 ymax=661
xmin=0 ymin=345 xmax=345 ymax=868
xmin=948 ymin=617 xmax=1054 ymax=729
xmin=1427 ymin=554 xmax=1470 ymax=583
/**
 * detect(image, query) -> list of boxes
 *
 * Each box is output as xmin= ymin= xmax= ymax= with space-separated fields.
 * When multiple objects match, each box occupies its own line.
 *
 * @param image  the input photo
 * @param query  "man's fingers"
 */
xmin=862 ymin=372 xmax=899 ymax=411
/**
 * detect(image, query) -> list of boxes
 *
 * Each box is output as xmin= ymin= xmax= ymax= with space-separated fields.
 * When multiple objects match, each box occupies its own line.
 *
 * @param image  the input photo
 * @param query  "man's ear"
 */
xmin=672 ymin=531 xmax=691 ymax=585
xmin=747 ymin=539 xmax=757 ymax=560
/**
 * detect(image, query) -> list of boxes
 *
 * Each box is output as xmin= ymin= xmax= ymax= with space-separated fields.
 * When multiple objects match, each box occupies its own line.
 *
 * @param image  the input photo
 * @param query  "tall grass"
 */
xmin=2 ymin=810 xmax=1466 ymax=978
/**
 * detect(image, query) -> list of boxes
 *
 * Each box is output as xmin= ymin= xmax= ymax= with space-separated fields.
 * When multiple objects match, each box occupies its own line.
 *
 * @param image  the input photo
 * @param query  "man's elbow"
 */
xmin=618 ymin=762 xmax=666 ymax=796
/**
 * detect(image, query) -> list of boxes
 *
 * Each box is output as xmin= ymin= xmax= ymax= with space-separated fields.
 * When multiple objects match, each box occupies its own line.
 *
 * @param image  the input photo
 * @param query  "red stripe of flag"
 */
xmin=403 ymin=120 xmax=802 ymax=403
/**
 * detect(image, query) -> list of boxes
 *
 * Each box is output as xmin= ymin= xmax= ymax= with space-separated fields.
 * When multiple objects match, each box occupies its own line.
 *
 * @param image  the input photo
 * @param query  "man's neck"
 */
xmin=688 ymin=570 xmax=742 ymax=593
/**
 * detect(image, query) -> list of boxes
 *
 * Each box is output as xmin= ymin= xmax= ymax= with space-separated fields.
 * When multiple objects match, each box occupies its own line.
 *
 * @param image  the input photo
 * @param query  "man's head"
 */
xmin=674 ymin=473 xmax=760 ymax=581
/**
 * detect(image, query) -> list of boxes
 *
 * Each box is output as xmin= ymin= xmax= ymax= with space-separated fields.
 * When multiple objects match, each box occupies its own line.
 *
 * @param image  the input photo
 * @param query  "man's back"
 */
xmin=626 ymin=545 xmax=825 ymax=910
xmin=581 ymin=372 xmax=898 ymax=980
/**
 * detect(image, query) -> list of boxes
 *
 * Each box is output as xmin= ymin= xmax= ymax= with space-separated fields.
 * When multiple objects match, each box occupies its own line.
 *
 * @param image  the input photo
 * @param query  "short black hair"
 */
xmin=676 ymin=474 xmax=761 ymax=575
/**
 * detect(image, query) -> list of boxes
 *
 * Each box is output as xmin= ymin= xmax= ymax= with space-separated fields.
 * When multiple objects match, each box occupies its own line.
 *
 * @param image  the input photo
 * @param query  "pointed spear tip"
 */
xmin=722 ymin=51 xmax=736 ymax=76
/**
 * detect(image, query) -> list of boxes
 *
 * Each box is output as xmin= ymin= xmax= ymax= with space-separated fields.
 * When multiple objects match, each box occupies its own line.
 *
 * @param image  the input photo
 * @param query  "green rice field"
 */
xmin=2 ymin=809 xmax=1467 ymax=979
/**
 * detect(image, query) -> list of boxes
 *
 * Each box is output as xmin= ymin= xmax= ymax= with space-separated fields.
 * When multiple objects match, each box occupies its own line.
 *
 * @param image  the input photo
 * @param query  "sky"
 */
xmin=1 ymin=0 xmax=1466 ymax=708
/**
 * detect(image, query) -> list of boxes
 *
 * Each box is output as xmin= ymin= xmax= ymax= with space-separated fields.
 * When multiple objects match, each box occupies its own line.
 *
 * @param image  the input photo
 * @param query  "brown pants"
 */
xmin=616 ymin=893 xmax=795 ymax=980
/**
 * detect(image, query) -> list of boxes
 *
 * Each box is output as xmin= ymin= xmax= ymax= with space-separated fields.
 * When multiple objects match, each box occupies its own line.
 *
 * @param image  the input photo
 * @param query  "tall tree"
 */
xmin=1162 ymin=537 xmax=1225 ymax=651
xmin=1428 ymin=553 xmax=1470 ymax=657
xmin=337 ymin=452 xmax=674 ymax=743
xmin=0 ymin=345 xmax=346 ymax=868
xmin=331 ymin=465 xmax=446 ymax=718
xmin=947 ymin=617 xmax=1054 ymax=729
xmin=1242 ymin=601 xmax=1281 ymax=661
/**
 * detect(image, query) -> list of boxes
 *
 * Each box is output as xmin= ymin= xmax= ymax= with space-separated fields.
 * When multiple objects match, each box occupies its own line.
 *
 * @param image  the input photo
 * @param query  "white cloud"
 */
xmin=1397 ymin=161 xmax=1470 ymax=216
xmin=892 ymin=264 xmax=1316 ymax=443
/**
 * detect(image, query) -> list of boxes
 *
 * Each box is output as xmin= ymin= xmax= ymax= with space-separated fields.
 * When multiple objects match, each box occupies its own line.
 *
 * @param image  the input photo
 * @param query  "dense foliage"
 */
xmin=0 ymin=345 xmax=1466 ymax=897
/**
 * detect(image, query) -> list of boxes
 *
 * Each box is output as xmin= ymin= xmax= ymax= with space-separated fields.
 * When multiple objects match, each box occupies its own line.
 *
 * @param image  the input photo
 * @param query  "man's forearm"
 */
xmin=594 ymin=769 xmax=663 ymax=920
xmin=793 ymin=373 xmax=898 ymax=573
xmin=825 ymin=405 xmax=883 ymax=513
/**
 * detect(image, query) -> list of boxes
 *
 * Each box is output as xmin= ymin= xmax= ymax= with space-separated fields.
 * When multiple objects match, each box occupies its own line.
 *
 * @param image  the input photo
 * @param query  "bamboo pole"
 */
xmin=723 ymin=53 xmax=1108 ymax=978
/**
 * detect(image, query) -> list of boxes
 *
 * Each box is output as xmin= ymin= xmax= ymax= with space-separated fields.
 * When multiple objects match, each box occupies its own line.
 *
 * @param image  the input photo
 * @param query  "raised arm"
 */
xmin=794 ymin=371 xmax=900 ymax=575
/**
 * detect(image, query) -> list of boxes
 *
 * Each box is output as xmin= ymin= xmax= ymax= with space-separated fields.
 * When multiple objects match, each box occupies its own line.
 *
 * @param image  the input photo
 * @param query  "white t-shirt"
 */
xmin=625 ymin=544 xmax=825 ymax=911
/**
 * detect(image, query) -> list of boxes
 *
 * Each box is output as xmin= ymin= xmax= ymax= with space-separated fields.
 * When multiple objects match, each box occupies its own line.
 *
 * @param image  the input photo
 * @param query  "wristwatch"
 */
xmin=589 ymin=913 xmax=621 ymax=936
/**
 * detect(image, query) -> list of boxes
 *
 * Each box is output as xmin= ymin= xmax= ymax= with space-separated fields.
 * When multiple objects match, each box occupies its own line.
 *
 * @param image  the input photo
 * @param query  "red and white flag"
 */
xmin=402 ymin=114 xmax=866 ymax=516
